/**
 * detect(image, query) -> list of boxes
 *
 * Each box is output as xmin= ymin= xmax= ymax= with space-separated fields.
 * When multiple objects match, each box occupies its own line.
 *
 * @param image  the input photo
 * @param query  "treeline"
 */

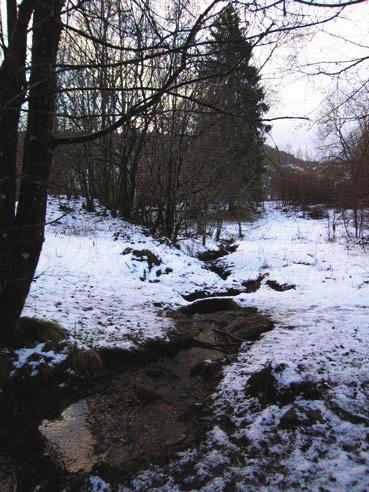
xmin=50 ymin=4 xmax=269 ymax=241
xmin=269 ymin=121 xmax=369 ymax=239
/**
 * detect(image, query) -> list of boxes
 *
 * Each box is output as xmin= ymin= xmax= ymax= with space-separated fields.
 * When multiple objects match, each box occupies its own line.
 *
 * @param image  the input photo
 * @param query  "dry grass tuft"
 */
xmin=65 ymin=345 xmax=104 ymax=376
xmin=16 ymin=317 xmax=68 ymax=347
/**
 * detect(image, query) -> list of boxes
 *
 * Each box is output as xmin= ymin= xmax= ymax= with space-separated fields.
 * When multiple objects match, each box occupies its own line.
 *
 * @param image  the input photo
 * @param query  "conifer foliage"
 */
xmin=196 ymin=5 xmax=269 ymax=209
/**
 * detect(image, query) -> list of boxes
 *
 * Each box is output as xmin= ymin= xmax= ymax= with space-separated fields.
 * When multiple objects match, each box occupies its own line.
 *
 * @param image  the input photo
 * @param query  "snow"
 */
xmin=12 ymin=343 xmax=68 ymax=377
xmin=110 ymin=204 xmax=369 ymax=491
xmin=207 ymin=205 xmax=369 ymax=491
xmin=89 ymin=476 xmax=110 ymax=492
xmin=21 ymin=198 xmax=369 ymax=490
xmin=23 ymin=196 xmax=239 ymax=350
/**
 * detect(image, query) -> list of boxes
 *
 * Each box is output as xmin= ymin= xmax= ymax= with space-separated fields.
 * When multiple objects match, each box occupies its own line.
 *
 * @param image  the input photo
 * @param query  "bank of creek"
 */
xmin=0 ymin=296 xmax=274 ymax=490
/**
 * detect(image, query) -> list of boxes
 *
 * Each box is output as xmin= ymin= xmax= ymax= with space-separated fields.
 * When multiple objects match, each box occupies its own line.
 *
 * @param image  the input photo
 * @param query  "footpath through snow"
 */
xmin=24 ymin=198 xmax=369 ymax=490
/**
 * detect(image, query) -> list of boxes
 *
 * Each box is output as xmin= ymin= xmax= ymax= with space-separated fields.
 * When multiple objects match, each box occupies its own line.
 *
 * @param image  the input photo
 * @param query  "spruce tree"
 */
xmin=197 ymin=4 xmax=269 ymax=210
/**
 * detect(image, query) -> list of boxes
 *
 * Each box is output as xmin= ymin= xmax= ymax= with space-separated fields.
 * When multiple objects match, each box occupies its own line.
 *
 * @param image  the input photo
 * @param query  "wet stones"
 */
xmin=178 ymin=301 xmax=273 ymax=354
xmin=227 ymin=315 xmax=274 ymax=341
xmin=180 ymin=297 xmax=241 ymax=315
xmin=142 ymin=363 xmax=180 ymax=381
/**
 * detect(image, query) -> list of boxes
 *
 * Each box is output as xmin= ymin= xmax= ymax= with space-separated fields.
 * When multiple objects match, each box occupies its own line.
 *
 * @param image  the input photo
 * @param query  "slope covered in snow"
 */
xmin=23 ymin=196 xmax=240 ymax=349
xmin=22 ymin=198 xmax=369 ymax=490
xmin=212 ymin=205 xmax=369 ymax=491
xmin=119 ymin=205 xmax=369 ymax=491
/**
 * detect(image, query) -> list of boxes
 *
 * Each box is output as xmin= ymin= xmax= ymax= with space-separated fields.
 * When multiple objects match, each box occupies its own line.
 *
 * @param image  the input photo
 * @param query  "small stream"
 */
xmin=39 ymin=400 xmax=99 ymax=473
xmin=40 ymin=332 xmax=225 ymax=475
xmin=2 ymin=298 xmax=274 ymax=489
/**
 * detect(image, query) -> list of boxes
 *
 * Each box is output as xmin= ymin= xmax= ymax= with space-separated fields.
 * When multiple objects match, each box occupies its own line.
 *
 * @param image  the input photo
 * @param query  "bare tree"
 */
xmin=0 ymin=0 xmax=223 ymax=344
xmin=0 ymin=0 xmax=365 ymax=345
xmin=319 ymin=94 xmax=369 ymax=237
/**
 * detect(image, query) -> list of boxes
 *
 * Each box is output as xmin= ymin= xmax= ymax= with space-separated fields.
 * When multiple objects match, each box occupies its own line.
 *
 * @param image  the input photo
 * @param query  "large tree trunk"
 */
xmin=0 ymin=0 xmax=65 ymax=346
xmin=0 ymin=1 xmax=33 ymax=228
xmin=0 ymin=1 xmax=34 ymax=345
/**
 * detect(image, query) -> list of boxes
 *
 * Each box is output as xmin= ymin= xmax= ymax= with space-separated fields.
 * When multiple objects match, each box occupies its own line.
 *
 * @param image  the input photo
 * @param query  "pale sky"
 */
xmin=2 ymin=0 xmax=368 ymax=158
xmin=262 ymin=1 xmax=369 ymax=157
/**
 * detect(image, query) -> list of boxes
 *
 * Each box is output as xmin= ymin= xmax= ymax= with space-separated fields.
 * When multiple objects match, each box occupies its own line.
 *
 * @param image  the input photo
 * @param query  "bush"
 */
xmin=308 ymin=205 xmax=328 ymax=220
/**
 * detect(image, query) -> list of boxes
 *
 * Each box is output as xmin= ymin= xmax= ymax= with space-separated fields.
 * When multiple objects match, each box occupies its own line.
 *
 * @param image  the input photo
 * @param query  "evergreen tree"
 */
xmin=197 ymin=4 xmax=269 ymax=209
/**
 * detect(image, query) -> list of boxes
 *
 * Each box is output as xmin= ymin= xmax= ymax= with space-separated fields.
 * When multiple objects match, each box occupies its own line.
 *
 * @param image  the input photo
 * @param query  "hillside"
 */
xmin=263 ymin=144 xmax=319 ymax=171
xmin=3 ymin=197 xmax=369 ymax=490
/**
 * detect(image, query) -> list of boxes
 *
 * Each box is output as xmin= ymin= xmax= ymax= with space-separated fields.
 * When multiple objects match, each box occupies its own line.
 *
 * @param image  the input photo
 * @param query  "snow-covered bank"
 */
xmin=212 ymin=206 xmax=369 ymax=490
xmin=23 ymin=196 xmax=240 ymax=349
xmin=120 ymin=205 xmax=369 ymax=491
xmin=22 ymin=198 xmax=369 ymax=489
xmin=221 ymin=205 xmax=369 ymax=409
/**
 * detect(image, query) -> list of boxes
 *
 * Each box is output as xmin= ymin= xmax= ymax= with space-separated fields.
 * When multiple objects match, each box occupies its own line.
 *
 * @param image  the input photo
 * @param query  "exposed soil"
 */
xmin=247 ymin=364 xmax=326 ymax=408
xmin=196 ymin=241 xmax=238 ymax=282
xmin=242 ymin=274 xmax=268 ymax=293
xmin=40 ymin=303 xmax=273 ymax=486
xmin=183 ymin=275 xmax=296 ymax=302
xmin=179 ymin=297 xmax=242 ymax=315
xmin=266 ymin=280 xmax=296 ymax=292
xmin=121 ymin=248 xmax=162 ymax=271
xmin=197 ymin=241 xmax=237 ymax=262
xmin=206 ymin=262 xmax=232 ymax=280
xmin=182 ymin=287 xmax=244 ymax=302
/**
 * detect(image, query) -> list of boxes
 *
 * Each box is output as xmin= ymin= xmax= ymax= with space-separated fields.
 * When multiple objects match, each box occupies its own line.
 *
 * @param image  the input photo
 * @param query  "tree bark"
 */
xmin=0 ymin=0 xmax=65 ymax=346
xmin=0 ymin=1 xmax=33 ymax=235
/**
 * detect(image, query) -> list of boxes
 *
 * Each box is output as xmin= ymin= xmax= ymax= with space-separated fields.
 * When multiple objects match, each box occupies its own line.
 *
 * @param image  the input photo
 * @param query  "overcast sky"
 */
xmin=1 ymin=1 xmax=368 ymax=159
xmin=262 ymin=1 xmax=369 ymax=157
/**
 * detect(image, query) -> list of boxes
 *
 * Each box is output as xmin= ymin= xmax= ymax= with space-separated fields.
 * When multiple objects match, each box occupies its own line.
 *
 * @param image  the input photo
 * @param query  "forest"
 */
xmin=0 ymin=0 xmax=368 ymax=490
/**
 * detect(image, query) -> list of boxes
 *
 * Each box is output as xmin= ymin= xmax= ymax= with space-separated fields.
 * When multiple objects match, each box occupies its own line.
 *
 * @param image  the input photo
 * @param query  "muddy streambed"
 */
xmin=2 ymin=299 xmax=274 ymax=489
xmin=40 ymin=345 xmax=225 ymax=478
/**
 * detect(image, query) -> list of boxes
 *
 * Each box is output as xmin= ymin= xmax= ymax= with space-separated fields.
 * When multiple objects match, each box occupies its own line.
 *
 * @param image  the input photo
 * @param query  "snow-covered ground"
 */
xmin=124 ymin=205 xmax=369 ymax=491
xmin=210 ymin=206 xmax=369 ymax=491
xmin=23 ymin=196 xmax=240 ymax=349
xmin=24 ymin=198 xmax=369 ymax=490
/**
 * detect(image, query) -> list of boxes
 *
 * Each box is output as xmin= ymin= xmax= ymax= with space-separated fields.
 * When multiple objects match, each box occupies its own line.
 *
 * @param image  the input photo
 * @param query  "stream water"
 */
xmin=39 ymin=301 xmax=273 ymax=483
xmin=39 ymin=400 xmax=99 ymax=473
xmin=2 ymin=299 xmax=274 ymax=489
xmin=40 ymin=342 xmax=224 ymax=475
